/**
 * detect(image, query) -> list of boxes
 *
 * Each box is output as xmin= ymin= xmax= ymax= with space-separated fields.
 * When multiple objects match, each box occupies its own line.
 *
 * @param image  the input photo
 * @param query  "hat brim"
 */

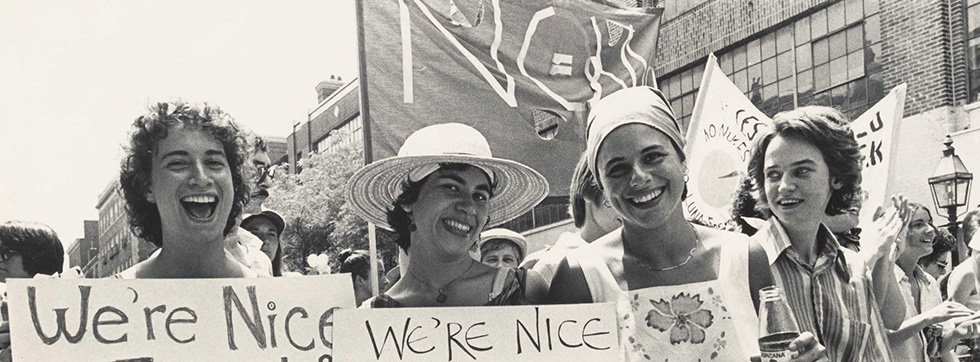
xmin=346 ymin=154 xmax=549 ymax=231
xmin=243 ymin=211 xmax=285 ymax=235
xmin=476 ymin=234 xmax=528 ymax=260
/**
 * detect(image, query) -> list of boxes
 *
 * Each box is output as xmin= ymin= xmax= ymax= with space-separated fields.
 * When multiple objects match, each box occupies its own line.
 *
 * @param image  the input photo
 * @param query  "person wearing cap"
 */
xmin=475 ymin=228 xmax=527 ymax=268
xmin=548 ymin=87 xmax=819 ymax=362
xmin=346 ymin=123 xmax=550 ymax=308
xmin=242 ymin=209 xmax=285 ymax=277
xmin=115 ymin=101 xmax=256 ymax=279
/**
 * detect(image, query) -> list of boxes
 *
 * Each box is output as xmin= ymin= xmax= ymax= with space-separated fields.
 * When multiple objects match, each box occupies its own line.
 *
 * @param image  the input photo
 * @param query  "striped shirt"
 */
xmin=752 ymin=218 xmax=892 ymax=362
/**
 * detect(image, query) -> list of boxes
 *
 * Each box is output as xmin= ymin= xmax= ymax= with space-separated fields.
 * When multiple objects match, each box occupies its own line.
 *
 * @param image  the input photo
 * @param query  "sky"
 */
xmin=0 ymin=0 xmax=359 ymax=244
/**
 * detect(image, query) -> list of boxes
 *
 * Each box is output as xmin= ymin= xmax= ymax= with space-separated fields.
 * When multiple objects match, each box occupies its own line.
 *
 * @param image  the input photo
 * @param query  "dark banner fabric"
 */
xmin=362 ymin=0 xmax=662 ymax=196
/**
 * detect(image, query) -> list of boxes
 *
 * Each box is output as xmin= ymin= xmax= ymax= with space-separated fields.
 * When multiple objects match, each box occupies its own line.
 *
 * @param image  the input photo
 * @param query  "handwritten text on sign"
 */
xmin=333 ymin=303 xmax=619 ymax=361
xmin=7 ymin=275 xmax=355 ymax=362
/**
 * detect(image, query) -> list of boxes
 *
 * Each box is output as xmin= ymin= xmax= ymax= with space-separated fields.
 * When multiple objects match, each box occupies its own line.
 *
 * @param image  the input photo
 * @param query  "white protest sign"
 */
xmin=683 ymin=53 xmax=772 ymax=228
xmin=333 ymin=303 xmax=619 ymax=361
xmin=8 ymin=275 xmax=355 ymax=362
xmin=852 ymin=83 xmax=907 ymax=227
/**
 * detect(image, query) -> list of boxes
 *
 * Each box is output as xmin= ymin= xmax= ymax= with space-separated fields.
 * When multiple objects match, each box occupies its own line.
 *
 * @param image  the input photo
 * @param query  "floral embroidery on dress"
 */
xmin=645 ymin=292 xmax=715 ymax=344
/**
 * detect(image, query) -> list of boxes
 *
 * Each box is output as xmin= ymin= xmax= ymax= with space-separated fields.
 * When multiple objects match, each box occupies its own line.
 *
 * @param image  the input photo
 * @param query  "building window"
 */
xmin=658 ymin=0 xmax=883 ymax=122
xmin=968 ymin=0 xmax=980 ymax=101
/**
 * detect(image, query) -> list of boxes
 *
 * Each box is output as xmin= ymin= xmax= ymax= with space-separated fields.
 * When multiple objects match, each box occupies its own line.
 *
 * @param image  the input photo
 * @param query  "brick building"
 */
xmin=66 ymin=220 xmax=98 ymax=273
xmin=93 ymin=179 xmax=158 ymax=278
xmin=654 ymin=0 xmax=980 ymax=215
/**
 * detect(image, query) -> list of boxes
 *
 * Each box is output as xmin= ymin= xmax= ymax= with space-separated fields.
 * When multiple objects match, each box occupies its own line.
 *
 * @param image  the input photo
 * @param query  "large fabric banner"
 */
xmin=333 ymin=303 xmax=619 ymax=361
xmin=361 ymin=0 xmax=662 ymax=195
xmin=8 ymin=275 xmax=355 ymax=362
xmin=852 ymin=83 xmax=906 ymax=227
xmin=682 ymin=53 xmax=772 ymax=228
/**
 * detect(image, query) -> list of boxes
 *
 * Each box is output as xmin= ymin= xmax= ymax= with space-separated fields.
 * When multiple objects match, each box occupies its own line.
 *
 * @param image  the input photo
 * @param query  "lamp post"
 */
xmin=928 ymin=135 xmax=973 ymax=266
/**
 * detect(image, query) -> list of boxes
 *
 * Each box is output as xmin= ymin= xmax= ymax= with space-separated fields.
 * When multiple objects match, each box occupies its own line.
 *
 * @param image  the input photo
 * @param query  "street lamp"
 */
xmin=928 ymin=135 xmax=973 ymax=266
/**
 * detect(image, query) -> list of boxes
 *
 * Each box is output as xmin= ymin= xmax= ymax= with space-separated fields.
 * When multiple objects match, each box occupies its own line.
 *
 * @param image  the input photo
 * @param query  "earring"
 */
xmin=409 ymin=223 xmax=417 ymax=232
xmin=603 ymin=199 xmax=612 ymax=208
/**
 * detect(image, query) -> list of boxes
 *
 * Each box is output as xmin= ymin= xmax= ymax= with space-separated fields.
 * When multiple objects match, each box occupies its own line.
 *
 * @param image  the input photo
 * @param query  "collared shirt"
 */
xmin=892 ymin=265 xmax=943 ymax=362
xmin=752 ymin=218 xmax=892 ymax=362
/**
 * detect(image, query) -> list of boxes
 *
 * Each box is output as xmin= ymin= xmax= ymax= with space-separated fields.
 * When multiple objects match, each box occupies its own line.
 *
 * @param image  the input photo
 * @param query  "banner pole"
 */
xmin=356 ymin=0 xmax=379 ymax=297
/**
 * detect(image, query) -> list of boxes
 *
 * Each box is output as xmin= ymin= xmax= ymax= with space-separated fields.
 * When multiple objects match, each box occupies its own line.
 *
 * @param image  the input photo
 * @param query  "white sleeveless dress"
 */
xmin=570 ymin=233 xmax=760 ymax=362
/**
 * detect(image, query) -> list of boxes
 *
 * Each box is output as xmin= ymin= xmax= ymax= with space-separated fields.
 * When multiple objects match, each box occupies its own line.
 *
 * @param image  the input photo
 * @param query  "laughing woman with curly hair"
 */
xmin=115 ymin=101 xmax=256 ymax=279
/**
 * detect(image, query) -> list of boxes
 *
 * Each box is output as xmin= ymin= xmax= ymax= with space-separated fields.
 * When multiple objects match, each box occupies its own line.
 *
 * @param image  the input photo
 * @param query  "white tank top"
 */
xmin=571 ymin=233 xmax=760 ymax=362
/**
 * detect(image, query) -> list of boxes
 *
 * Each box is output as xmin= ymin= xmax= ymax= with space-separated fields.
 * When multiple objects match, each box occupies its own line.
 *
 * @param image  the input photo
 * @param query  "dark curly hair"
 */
xmin=119 ymin=102 xmax=250 ymax=247
xmin=385 ymin=163 xmax=497 ymax=253
xmin=747 ymin=106 xmax=863 ymax=218
xmin=338 ymin=248 xmax=372 ymax=281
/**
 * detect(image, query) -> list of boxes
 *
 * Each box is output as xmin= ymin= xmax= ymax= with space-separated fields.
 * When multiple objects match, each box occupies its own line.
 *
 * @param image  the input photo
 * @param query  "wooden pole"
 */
xmin=355 ymin=0 xmax=380 ymax=297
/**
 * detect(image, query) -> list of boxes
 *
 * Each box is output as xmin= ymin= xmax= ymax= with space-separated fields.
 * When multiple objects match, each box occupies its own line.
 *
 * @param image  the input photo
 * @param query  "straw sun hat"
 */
xmin=346 ymin=123 xmax=549 ymax=231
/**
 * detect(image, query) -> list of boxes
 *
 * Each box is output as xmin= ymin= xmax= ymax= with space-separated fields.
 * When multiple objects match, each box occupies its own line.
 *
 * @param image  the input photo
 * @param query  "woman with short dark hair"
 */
xmin=0 ymin=220 xmax=64 ymax=280
xmin=347 ymin=123 xmax=550 ymax=308
xmin=116 ymin=101 xmax=255 ymax=278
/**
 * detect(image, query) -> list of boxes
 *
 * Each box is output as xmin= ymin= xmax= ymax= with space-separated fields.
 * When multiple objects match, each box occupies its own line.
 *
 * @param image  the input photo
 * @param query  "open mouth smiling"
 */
xmin=442 ymin=219 xmax=473 ymax=235
xmin=626 ymin=187 xmax=664 ymax=207
xmin=776 ymin=198 xmax=803 ymax=209
xmin=181 ymin=195 xmax=218 ymax=220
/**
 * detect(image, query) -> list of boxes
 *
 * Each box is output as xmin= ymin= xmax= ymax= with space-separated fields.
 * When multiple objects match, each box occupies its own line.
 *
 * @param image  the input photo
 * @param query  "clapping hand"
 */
xmin=861 ymin=195 xmax=911 ymax=265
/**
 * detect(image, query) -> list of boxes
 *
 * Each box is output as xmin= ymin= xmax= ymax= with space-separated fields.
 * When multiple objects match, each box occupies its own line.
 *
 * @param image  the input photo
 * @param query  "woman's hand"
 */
xmin=923 ymin=301 xmax=974 ymax=326
xmin=789 ymin=332 xmax=828 ymax=362
xmin=860 ymin=195 xmax=910 ymax=265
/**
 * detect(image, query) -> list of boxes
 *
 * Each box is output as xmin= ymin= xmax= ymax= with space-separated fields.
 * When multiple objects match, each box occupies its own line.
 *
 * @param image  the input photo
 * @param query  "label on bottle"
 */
xmin=759 ymin=332 xmax=799 ymax=362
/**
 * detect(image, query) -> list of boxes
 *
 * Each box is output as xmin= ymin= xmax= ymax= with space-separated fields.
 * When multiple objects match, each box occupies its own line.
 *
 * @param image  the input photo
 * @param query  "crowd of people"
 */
xmin=4 ymin=87 xmax=980 ymax=361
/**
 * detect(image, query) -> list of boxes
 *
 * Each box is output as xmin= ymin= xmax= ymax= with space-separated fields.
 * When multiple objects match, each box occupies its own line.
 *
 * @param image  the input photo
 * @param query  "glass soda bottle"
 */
xmin=758 ymin=286 xmax=801 ymax=362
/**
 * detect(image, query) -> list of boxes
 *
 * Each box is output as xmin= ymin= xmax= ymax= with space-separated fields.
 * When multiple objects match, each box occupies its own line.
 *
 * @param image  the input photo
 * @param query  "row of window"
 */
xmin=98 ymin=192 xmax=126 ymax=235
xmin=659 ymin=0 xmax=883 ymax=130
xmin=315 ymin=116 xmax=363 ymax=155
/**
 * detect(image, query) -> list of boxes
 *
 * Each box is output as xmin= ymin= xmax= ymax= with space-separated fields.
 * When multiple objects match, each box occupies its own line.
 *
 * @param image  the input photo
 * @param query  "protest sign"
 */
xmin=682 ymin=53 xmax=772 ymax=228
xmin=333 ymin=303 xmax=619 ymax=361
xmin=7 ymin=275 xmax=355 ymax=362
xmin=359 ymin=0 xmax=662 ymax=196
xmin=852 ymin=83 xmax=907 ymax=227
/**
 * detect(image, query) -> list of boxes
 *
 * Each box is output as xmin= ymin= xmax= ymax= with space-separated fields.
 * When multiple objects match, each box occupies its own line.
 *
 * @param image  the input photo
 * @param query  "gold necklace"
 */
xmin=630 ymin=223 xmax=701 ymax=272
xmin=406 ymin=260 xmax=476 ymax=304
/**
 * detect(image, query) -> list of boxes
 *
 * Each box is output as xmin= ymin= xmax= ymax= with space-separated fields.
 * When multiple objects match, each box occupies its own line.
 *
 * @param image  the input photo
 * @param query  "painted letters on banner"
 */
xmin=361 ymin=0 xmax=662 ymax=196
xmin=852 ymin=84 xmax=906 ymax=227
xmin=333 ymin=303 xmax=619 ymax=361
xmin=7 ymin=275 xmax=355 ymax=362
xmin=682 ymin=53 xmax=772 ymax=228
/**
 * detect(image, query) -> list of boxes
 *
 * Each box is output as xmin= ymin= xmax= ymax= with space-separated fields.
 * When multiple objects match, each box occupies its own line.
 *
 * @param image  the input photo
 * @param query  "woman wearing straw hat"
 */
xmin=548 ymin=87 xmax=825 ymax=361
xmin=347 ymin=123 xmax=550 ymax=308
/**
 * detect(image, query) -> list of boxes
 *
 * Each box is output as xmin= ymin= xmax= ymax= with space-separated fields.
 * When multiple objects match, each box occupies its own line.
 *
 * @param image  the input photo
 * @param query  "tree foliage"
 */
xmin=265 ymin=143 xmax=398 ymax=274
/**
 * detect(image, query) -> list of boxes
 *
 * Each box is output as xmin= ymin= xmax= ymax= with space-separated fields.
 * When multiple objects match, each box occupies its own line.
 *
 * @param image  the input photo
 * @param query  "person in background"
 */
xmin=241 ymin=209 xmax=285 ymax=277
xmin=475 ymin=228 xmax=527 ymax=269
xmin=730 ymin=175 xmax=766 ymax=235
xmin=548 ymin=87 xmax=799 ymax=362
xmin=222 ymin=135 xmax=275 ymax=276
xmin=946 ymin=210 xmax=980 ymax=311
xmin=0 ymin=221 xmax=64 ymax=282
xmin=338 ymin=249 xmax=385 ymax=307
xmin=0 ymin=221 xmax=66 ymax=362
xmin=888 ymin=204 xmax=977 ymax=362
xmin=116 ymin=101 xmax=256 ymax=279
xmin=347 ymin=123 xmax=550 ymax=308
xmin=746 ymin=106 xmax=902 ymax=361
xmin=920 ymin=227 xmax=954 ymax=282
xmin=823 ymin=192 xmax=866 ymax=252
xmin=524 ymin=152 xmax=620 ymax=282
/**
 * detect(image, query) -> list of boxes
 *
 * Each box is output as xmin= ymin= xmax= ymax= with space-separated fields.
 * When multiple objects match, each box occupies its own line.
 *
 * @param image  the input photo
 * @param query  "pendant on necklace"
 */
xmin=436 ymin=289 xmax=448 ymax=303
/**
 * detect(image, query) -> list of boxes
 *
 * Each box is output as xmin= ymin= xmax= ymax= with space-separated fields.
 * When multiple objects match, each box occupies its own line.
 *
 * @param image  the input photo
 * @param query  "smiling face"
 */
xmin=903 ymin=208 xmax=936 ymax=260
xmin=406 ymin=166 xmax=492 ymax=259
xmin=480 ymin=240 xmax=520 ymax=268
xmin=242 ymin=216 xmax=280 ymax=261
xmin=763 ymin=136 xmax=840 ymax=231
xmin=596 ymin=124 xmax=685 ymax=229
xmin=146 ymin=126 xmax=235 ymax=244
